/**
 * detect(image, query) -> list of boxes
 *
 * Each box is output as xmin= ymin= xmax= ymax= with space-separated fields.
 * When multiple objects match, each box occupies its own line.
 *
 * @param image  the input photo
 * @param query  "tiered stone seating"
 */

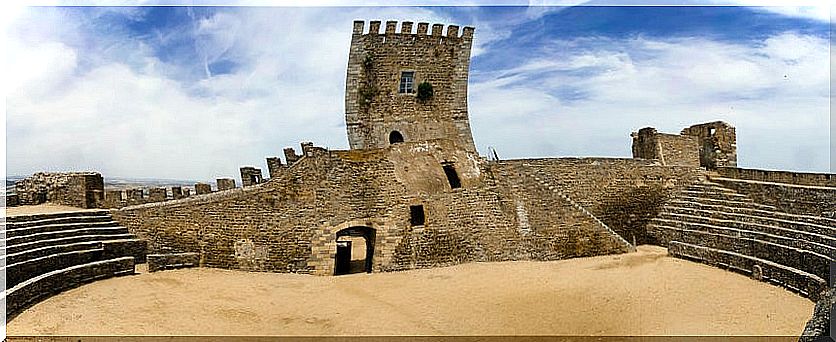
xmin=2 ymin=209 xmax=147 ymax=319
xmin=649 ymin=180 xmax=833 ymax=300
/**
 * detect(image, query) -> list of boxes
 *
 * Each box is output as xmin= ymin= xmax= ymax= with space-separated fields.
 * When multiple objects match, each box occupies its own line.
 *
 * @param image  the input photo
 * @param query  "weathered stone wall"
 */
xmin=799 ymin=285 xmax=834 ymax=341
xmin=681 ymin=121 xmax=737 ymax=168
xmin=717 ymin=167 xmax=836 ymax=187
xmin=631 ymin=128 xmax=700 ymax=167
xmin=147 ymin=253 xmax=199 ymax=272
xmin=240 ymin=167 xmax=264 ymax=187
xmin=112 ymin=141 xmax=643 ymax=275
xmin=266 ymin=157 xmax=283 ymax=179
xmin=712 ymin=173 xmax=836 ymax=218
xmin=493 ymin=158 xmax=705 ymax=245
xmin=345 ymin=20 xmax=476 ymax=153
xmin=217 ymin=178 xmax=236 ymax=191
xmin=15 ymin=172 xmax=104 ymax=208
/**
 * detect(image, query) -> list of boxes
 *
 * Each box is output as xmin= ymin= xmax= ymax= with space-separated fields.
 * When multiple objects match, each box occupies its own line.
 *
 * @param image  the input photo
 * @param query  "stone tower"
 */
xmin=344 ymin=20 xmax=477 ymax=152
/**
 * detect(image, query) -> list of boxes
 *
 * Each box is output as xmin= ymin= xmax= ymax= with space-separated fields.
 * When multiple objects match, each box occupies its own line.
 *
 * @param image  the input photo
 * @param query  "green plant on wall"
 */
xmin=359 ymin=54 xmax=377 ymax=112
xmin=417 ymin=81 xmax=433 ymax=102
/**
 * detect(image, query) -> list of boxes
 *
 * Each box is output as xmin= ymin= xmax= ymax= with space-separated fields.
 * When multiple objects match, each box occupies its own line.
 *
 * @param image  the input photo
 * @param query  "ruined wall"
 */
xmin=717 ymin=167 xmax=836 ymax=187
xmin=494 ymin=158 xmax=705 ymax=245
xmin=15 ymin=172 xmax=104 ymax=208
xmin=345 ymin=20 xmax=476 ymax=152
xmin=631 ymin=128 xmax=700 ymax=167
xmin=681 ymin=121 xmax=737 ymax=168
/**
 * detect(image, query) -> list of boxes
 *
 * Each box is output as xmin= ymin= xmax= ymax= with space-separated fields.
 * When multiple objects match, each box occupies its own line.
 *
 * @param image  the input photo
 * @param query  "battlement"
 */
xmin=352 ymin=20 xmax=474 ymax=40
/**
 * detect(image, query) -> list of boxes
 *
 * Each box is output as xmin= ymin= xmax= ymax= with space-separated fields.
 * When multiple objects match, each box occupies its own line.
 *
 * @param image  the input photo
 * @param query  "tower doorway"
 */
xmin=334 ymin=226 xmax=376 ymax=275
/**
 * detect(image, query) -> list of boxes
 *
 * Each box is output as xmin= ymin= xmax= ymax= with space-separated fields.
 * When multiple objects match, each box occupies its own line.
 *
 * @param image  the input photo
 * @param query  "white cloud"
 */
xmin=469 ymin=32 xmax=830 ymax=172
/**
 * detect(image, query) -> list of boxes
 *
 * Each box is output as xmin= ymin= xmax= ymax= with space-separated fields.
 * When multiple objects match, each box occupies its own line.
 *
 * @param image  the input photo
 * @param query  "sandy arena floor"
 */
xmin=7 ymin=245 xmax=814 ymax=336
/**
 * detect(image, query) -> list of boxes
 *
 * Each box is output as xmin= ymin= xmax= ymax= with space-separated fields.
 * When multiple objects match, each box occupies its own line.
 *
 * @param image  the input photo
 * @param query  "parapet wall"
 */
xmin=712 ymin=167 xmax=836 ymax=218
xmin=15 ymin=172 xmax=104 ymax=208
xmin=717 ymin=167 xmax=836 ymax=187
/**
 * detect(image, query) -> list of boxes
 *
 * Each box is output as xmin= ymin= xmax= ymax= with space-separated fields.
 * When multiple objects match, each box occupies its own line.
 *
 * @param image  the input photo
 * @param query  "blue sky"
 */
xmin=5 ymin=4 xmax=831 ymax=181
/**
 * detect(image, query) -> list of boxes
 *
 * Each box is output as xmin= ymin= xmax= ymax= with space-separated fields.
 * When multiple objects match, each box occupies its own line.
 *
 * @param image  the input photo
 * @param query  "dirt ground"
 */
xmin=7 ymin=245 xmax=814 ymax=336
xmin=6 ymin=203 xmax=92 ymax=217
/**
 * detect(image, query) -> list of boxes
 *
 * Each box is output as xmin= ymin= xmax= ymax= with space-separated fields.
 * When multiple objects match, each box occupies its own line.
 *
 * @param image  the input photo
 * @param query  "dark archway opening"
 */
xmin=389 ymin=131 xmax=404 ymax=144
xmin=334 ymin=226 xmax=376 ymax=275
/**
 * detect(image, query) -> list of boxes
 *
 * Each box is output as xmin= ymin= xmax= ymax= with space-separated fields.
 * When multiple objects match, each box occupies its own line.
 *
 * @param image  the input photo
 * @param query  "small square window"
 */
xmin=399 ymin=71 xmax=414 ymax=94
xmin=410 ymin=205 xmax=425 ymax=226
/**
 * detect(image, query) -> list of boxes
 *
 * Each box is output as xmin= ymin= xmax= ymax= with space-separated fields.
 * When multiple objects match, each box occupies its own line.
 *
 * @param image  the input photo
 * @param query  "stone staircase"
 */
xmin=649 ymin=179 xmax=834 ymax=300
xmin=530 ymin=169 xmax=635 ymax=253
xmin=1 ymin=209 xmax=147 ymax=319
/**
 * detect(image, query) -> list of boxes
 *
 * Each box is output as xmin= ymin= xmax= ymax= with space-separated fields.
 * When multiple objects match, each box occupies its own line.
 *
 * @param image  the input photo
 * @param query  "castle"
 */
xmin=6 ymin=20 xmax=834 ymax=337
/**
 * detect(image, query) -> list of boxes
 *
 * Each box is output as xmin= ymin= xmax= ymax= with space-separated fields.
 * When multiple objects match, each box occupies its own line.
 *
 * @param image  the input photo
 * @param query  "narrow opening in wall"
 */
xmin=442 ymin=163 xmax=462 ymax=189
xmin=410 ymin=205 xmax=425 ymax=226
xmin=389 ymin=131 xmax=404 ymax=144
xmin=709 ymin=128 xmax=716 ymax=136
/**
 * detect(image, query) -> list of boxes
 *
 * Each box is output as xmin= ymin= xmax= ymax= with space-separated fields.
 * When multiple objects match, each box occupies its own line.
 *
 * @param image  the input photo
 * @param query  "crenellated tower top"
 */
xmin=344 ymin=20 xmax=477 ymax=152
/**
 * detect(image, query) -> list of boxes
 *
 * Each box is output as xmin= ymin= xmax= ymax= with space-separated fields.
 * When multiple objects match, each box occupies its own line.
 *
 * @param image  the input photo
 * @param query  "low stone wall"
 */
xmin=713 ymin=177 xmax=836 ymax=218
xmin=103 ymin=239 xmax=148 ymax=263
xmin=15 ymin=172 xmax=104 ymax=208
xmin=147 ymin=253 xmax=199 ymax=272
xmin=4 ymin=257 xmax=135 ymax=320
xmin=799 ymin=286 xmax=834 ymax=341
xmin=669 ymin=241 xmax=827 ymax=300
xmin=718 ymin=167 xmax=836 ymax=187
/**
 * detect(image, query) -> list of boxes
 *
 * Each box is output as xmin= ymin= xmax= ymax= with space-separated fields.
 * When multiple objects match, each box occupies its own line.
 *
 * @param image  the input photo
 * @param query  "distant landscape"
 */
xmin=6 ymin=176 xmax=201 ymax=194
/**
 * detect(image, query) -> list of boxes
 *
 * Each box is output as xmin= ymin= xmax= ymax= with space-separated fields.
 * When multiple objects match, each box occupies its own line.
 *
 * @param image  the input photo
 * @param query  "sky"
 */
xmin=4 ymin=3 xmax=832 ymax=182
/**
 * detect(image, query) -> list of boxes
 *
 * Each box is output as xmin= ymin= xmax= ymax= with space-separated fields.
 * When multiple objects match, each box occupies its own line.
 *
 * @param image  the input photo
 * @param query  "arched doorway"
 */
xmin=389 ymin=131 xmax=404 ymax=144
xmin=334 ymin=226 xmax=376 ymax=275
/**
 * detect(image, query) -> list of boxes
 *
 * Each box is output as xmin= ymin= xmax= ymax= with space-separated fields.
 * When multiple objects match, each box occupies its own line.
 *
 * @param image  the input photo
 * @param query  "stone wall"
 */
xmin=15 ymin=172 xmax=104 ymax=208
xmin=681 ymin=121 xmax=737 ymax=168
xmin=240 ymin=167 xmax=264 ymax=187
xmin=799 ymin=285 xmax=834 ymax=341
xmin=493 ymin=158 xmax=705 ymax=245
xmin=717 ymin=167 xmax=836 ymax=187
xmin=147 ymin=253 xmax=199 ymax=272
xmin=631 ymin=127 xmax=700 ymax=167
xmin=345 ymin=20 xmax=477 ymax=153
xmin=712 ymin=173 xmax=836 ymax=218
xmin=112 ymin=141 xmax=644 ymax=275
xmin=217 ymin=178 xmax=236 ymax=191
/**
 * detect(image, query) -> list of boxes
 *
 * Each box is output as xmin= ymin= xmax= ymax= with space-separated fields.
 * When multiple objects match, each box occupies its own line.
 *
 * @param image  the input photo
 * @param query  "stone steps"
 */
xmin=3 ymin=210 xmax=147 ymax=320
xmin=650 ymin=220 xmax=834 ymax=268
xmin=668 ymin=241 xmax=827 ymax=300
xmin=656 ymin=210 xmax=835 ymax=248
xmin=674 ymin=196 xmax=777 ymax=211
xmin=4 ymin=233 xmax=137 ymax=255
xmin=6 ymin=214 xmax=114 ymax=229
xmin=6 ymin=209 xmax=111 ymax=223
xmin=0 ymin=241 xmax=103 ymax=265
xmin=3 ymin=257 xmax=135 ymax=320
xmin=6 ymin=220 xmax=121 ymax=238
xmin=1 ymin=248 xmax=105 ymax=288
xmin=656 ymin=224 xmax=829 ymax=280
xmin=667 ymin=199 xmax=836 ymax=229
xmin=4 ymin=226 xmax=130 ymax=246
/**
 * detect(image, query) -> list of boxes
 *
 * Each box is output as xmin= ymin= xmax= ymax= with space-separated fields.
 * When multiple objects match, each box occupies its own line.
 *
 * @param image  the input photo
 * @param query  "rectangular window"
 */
xmin=399 ymin=71 xmax=414 ymax=93
xmin=410 ymin=205 xmax=425 ymax=226
xmin=442 ymin=163 xmax=462 ymax=189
